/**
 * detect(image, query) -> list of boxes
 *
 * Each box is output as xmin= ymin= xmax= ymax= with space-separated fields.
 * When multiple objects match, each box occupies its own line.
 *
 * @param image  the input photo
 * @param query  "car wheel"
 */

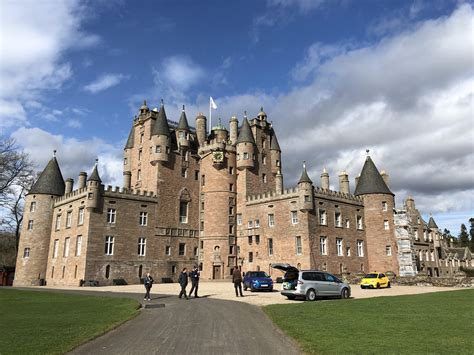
xmin=376 ymin=283 xmax=380 ymax=289
xmin=341 ymin=288 xmax=350 ymax=299
xmin=360 ymin=285 xmax=365 ymax=289
xmin=387 ymin=282 xmax=391 ymax=288
xmin=269 ymin=287 xmax=273 ymax=292
xmin=306 ymin=289 xmax=317 ymax=301
xmin=250 ymin=285 xmax=256 ymax=292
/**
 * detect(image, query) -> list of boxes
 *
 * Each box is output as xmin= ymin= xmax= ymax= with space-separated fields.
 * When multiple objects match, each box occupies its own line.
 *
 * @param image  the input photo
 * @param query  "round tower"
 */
xmin=86 ymin=160 xmax=102 ymax=210
xmin=195 ymin=113 xmax=207 ymax=147
xmin=298 ymin=162 xmax=314 ymax=212
xmin=150 ymin=101 xmax=171 ymax=164
xmin=321 ymin=168 xmax=329 ymax=190
xmin=236 ymin=116 xmax=255 ymax=170
xmin=229 ymin=116 xmax=238 ymax=144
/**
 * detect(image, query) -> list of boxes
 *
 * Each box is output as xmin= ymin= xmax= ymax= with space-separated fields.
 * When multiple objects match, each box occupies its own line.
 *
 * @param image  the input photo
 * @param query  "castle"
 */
xmin=14 ymin=101 xmax=473 ymax=286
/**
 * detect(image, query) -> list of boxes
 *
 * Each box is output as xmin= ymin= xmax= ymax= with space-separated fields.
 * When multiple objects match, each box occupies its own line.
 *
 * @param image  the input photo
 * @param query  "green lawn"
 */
xmin=264 ymin=289 xmax=474 ymax=354
xmin=0 ymin=289 xmax=140 ymax=354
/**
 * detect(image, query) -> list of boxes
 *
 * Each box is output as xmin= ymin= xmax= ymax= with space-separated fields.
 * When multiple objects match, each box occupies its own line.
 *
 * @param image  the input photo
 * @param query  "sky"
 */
xmin=0 ymin=0 xmax=473 ymax=235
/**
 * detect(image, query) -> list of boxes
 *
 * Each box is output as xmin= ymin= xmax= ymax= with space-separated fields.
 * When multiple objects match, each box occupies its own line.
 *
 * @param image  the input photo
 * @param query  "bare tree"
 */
xmin=0 ymin=137 xmax=35 ymax=250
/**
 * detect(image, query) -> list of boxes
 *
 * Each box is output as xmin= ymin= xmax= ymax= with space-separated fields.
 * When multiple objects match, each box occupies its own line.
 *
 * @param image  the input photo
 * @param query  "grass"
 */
xmin=0 ymin=289 xmax=140 ymax=354
xmin=264 ymin=289 xmax=474 ymax=354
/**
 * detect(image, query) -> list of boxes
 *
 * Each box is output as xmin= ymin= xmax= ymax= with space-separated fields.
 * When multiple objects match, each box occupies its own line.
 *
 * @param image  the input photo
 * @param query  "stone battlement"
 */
xmin=313 ymin=186 xmax=363 ymax=203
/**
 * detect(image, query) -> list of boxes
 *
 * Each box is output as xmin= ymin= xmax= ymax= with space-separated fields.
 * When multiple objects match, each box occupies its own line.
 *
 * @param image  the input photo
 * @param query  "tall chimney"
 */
xmin=65 ymin=178 xmax=74 ymax=194
xmin=339 ymin=171 xmax=350 ymax=194
xmin=78 ymin=172 xmax=87 ymax=189
xmin=321 ymin=168 xmax=329 ymax=190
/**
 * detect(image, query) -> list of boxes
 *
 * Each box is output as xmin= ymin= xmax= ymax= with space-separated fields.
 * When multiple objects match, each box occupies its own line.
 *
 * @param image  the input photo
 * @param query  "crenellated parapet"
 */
xmin=313 ymin=186 xmax=363 ymax=204
xmin=246 ymin=186 xmax=299 ymax=205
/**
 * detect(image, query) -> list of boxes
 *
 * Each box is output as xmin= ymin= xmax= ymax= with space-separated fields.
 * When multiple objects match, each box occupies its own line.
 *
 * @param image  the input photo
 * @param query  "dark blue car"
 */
xmin=243 ymin=271 xmax=273 ymax=292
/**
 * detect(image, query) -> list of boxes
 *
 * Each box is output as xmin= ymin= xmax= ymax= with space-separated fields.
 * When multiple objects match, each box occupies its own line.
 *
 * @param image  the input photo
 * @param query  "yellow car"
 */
xmin=360 ymin=272 xmax=390 ymax=289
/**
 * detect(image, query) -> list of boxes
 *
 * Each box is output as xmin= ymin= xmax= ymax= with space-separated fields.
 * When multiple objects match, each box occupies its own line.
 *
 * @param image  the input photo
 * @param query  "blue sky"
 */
xmin=1 ymin=0 xmax=473 ymax=235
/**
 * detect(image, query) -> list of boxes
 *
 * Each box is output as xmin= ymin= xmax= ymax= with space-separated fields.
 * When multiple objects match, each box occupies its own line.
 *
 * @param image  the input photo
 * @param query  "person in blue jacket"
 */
xmin=189 ymin=265 xmax=200 ymax=298
xmin=144 ymin=272 xmax=153 ymax=301
xmin=178 ymin=267 xmax=189 ymax=300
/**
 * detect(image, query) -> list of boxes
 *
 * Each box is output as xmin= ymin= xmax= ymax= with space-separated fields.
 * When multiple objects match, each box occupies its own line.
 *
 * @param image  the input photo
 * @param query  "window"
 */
xmin=262 ymin=174 xmax=267 ymax=183
xmin=138 ymin=237 xmax=146 ymax=256
xmin=276 ymin=159 xmax=280 ymax=167
xmin=124 ymin=157 xmax=128 ymax=165
xmin=139 ymin=212 xmax=148 ymax=226
xmin=165 ymin=246 xmax=171 ymax=256
xmin=179 ymin=202 xmax=188 ymax=223
xmin=105 ymin=236 xmax=114 ymax=255
xmin=181 ymin=168 xmax=187 ymax=178
xmin=229 ymin=183 xmax=233 ymax=191
xmin=172 ymin=265 xmax=177 ymax=273
xmin=248 ymin=220 xmax=253 ymax=228
xmin=346 ymin=246 xmax=351 ymax=256
xmin=23 ymin=248 xmax=30 ymax=258
xmin=30 ymin=202 xmax=36 ymax=212
xmin=229 ymin=167 xmax=234 ymax=175
xmin=137 ymin=169 xmax=142 ymax=180
xmin=268 ymin=238 xmax=273 ymax=256
xmin=255 ymin=235 xmax=260 ymax=244
xmin=357 ymin=240 xmax=364 ymax=257
xmin=335 ymin=212 xmax=342 ymax=227
xmin=78 ymin=208 xmax=84 ymax=225
xmin=66 ymin=211 xmax=72 ymax=228
xmin=229 ymin=206 xmax=234 ymax=215
xmin=243 ymin=152 xmax=249 ymax=160
xmin=55 ymin=215 xmax=61 ymax=230
xmin=201 ymin=175 xmax=205 ymax=186
xmin=76 ymin=236 xmax=82 ymax=256
xmin=320 ymin=237 xmax=327 ymax=255
xmin=336 ymin=238 xmax=343 ymax=256
xmin=319 ymin=210 xmax=327 ymax=225
xmin=179 ymin=243 xmax=186 ymax=256
xmin=384 ymin=220 xmax=389 ymax=230
xmin=248 ymin=236 xmax=253 ymax=244
xmin=140 ymin=133 xmax=144 ymax=144
xmin=107 ymin=208 xmax=116 ymax=224
xmin=194 ymin=247 xmax=199 ymax=257
xmin=229 ymin=225 xmax=234 ymax=234
xmin=262 ymin=156 xmax=266 ymax=165
xmin=268 ymin=213 xmax=275 ymax=227
xmin=138 ymin=149 xmax=142 ymax=161
xmin=356 ymin=215 xmax=363 ymax=230
xmin=382 ymin=201 xmax=388 ymax=211
xmin=345 ymin=219 xmax=350 ymax=228
xmin=155 ymin=145 xmax=162 ymax=153
xmin=105 ymin=265 xmax=110 ymax=279
xmin=296 ymin=236 xmax=302 ymax=255
xmin=237 ymin=214 xmax=242 ymax=225
xmin=53 ymin=239 xmax=59 ymax=258
xmin=195 ymin=170 xmax=199 ymax=180
xmin=63 ymin=237 xmax=70 ymax=257
xmin=255 ymin=219 xmax=260 ymax=227
xmin=248 ymin=252 xmax=253 ymax=262
xmin=166 ymin=146 xmax=170 ymax=154
xmin=415 ymin=230 xmax=419 ymax=240
xmin=287 ymin=211 xmax=297 ymax=225
xmin=27 ymin=220 xmax=33 ymax=230
xmin=386 ymin=245 xmax=392 ymax=256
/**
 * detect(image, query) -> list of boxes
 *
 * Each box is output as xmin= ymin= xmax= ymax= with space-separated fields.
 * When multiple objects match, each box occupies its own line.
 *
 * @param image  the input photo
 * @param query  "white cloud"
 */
xmin=67 ymin=119 xmax=82 ymax=128
xmin=83 ymin=73 xmax=128 ymax=94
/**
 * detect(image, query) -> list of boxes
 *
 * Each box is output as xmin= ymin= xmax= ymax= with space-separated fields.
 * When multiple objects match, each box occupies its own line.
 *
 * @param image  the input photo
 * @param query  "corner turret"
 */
xmin=298 ymin=162 xmax=314 ymax=211
xmin=86 ymin=159 xmax=102 ymax=210
xmin=176 ymin=105 xmax=190 ymax=149
xmin=150 ymin=100 xmax=171 ymax=164
xmin=236 ymin=115 xmax=255 ymax=170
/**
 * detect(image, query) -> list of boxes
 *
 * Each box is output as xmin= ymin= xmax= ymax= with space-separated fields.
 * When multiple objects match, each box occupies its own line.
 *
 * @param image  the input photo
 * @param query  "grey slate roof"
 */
xmin=298 ymin=166 xmax=313 ymax=184
xmin=354 ymin=156 xmax=393 ymax=196
xmin=29 ymin=157 xmax=65 ymax=196
xmin=125 ymin=125 xmax=134 ymax=149
xmin=235 ymin=118 xmax=255 ymax=144
xmin=87 ymin=164 xmax=102 ymax=183
xmin=270 ymin=129 xmax=281 ymax=151
xmin=428 ymin=216 xmax=438 ymax=229
xmin=177 ymin=108 xmax=190 ymax=131
xmin=151 ymin=105 xmax=171 ymax=136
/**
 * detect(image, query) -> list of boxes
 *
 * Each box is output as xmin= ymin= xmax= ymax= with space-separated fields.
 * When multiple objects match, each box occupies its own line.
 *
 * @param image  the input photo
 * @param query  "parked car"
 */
xmin=272 ymin=263 xmax=351 ymax=301
xmin=243 ymin=271 xmax=273 ymax=291
xmin=360 ymin=272 xmax=391 ymax=289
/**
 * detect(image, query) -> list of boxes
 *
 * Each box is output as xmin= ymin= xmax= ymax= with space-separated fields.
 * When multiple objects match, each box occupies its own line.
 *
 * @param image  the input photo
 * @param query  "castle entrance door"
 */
xmin=213 ymin=265 xmax=221 ymax=279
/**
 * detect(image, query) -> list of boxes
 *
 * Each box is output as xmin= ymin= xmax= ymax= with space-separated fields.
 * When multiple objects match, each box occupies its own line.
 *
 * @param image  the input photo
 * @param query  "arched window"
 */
xmin=179 ymin=189 xmax=191 ymax=223
xmin=105 ymin=265 xmax=111 ymax=279
xmin=74 ymin=265 xmax=77 ymax=279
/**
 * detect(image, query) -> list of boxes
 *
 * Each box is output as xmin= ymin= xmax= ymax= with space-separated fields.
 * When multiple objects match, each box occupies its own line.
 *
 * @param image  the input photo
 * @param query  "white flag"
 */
xmin=210 ymin=96 xmax=217 ymax=110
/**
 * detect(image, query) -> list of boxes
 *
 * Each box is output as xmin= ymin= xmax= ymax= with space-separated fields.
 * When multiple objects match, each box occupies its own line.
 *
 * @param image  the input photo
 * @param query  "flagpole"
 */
xmin=209 ymin=97 xmax=211 ymax=133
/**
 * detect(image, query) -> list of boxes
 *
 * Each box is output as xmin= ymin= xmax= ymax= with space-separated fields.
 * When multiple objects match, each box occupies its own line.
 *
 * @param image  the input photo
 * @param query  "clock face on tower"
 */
xmin=212 ymin=151 xmax=224 ymax=162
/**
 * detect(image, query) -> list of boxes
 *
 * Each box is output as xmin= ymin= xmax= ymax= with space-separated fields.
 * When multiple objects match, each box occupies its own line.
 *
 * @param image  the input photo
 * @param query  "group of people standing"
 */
xmin=143 ymin=266 xmax=245 ymax=300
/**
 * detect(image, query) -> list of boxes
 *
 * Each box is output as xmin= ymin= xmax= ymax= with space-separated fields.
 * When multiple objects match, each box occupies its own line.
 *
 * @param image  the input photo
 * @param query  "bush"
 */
xmin=459 ymin=266 xmax=474 ymax=277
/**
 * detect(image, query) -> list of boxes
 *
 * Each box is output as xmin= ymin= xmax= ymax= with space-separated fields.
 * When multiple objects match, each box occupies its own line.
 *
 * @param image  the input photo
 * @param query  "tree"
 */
xmin=0 ymin=137 xmax=35 ymax=251
xmin=443 ymin=228 xmax=454 ymax=247
xmin=469 ymin=218 xmax=474 ymax=251
xmin=458 ymin=223 xmax=469 ymax=247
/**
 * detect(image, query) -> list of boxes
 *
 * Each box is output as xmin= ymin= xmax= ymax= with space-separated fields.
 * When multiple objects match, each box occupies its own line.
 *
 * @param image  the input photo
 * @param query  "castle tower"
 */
xmin=229 ymin=116 xmax=238 ymax=145
xmin=269 ymin=127 xmax=281 ymax=175
xmin=321 ymin=168 xmax=329 ymax=190
xmin=354 ymin=152 xmax=397 ymax=273
xmin=14 ymin=152 xmax=65 ymax=286
xmin=150 ymin=101 xmax=171 ymax=164
xmin=195 ymin=113 xmax=207 ymax=147
xmin=298 ymin=162 xmax=314 ymax=211
xmin=176 ymin=105 xmax=190 ymax=149
xmin=85 ymin=160 xmax=102 ymax=210
xmin=236 ymin=117 xmax=255 ymax=170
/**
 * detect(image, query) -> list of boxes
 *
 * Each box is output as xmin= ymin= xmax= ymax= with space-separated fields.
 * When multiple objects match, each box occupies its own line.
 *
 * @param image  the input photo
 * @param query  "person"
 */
xmin=144 ymin=272 xmax=154 ymax=301
xmin=189 ymin=265 xmax=200 ymax=298
xmin=178 ymin=267 xmax=189 ymax=299
xmin=232 ymin=267 xmax=244 ymax=297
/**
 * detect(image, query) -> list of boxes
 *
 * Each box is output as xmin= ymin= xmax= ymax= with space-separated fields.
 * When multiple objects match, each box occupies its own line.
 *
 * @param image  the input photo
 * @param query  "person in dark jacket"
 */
xmin=189 ymin=265 xmax=200 ymax=298
xmin=232 ymin=267 xmax=244 ymax=297
xmin=143 ymin=272 xmax=154 ymax=301
xmin=178 ymin=267 xmax=189 ymax=299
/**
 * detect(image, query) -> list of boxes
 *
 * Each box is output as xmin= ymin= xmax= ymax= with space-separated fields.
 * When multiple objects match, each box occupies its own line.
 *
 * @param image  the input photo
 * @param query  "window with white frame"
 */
xmin=345 ymin=219 xmax=350 ymax=228
xmin=291 ymin=211 xmax=298 ymax=224
xmin=53 ymin=239 xmax=59 ymax=258
xmin=236 ymin=214 xmax=242 ymax=225
xmin=137 ymin=169 xmax=142 ymax=180
xmin=248 ymin=220 xmax=253 ymax=228
xmin=165 ymin=246 xmax=171 ymax=256
xmin=55 ymin=215 xmax=61 ymax=230
xmin=319 ymin=209 xmax=327 ymax=225
xmin=384 ymin=220 xmax=389 ymax=230
xmin=63 ymin=237 xmax=70 ymax=257
xmin=138 ymin=237 xmax=146 ymax=256
xmin=336 ymin=238 xmax=343 ymax=256
xmin=27 ymin=220 xmax=33 ymax=230
xmin=255 ymin=219 xmax=260 ymax=227
xmin=382 ymin=201 xmax=388 ymax=211
xmin=179 ymin=243 xmax=186 ymax=256
xmin=386 ymin=245 xmax=392 ymax=256
xmin=262 ymin=174 xmax=267 ymax=183
xmin=320 ymin=236 xmax=327 ymax=255
xmin=268 ymin=213 xmax=275 ymax=227
xmin=107 ymin=208 xmax=116 ymax=224
xmin=243 ymin=152 xmax=249 ymax=160
xmin=66 ymin=211 xmax=72 ymax=228
xmin=78 ymin=207 xmax=84 ymax=225
xmin=430 ymin=251 xmax=434 ymax=261
xmin=179 ymin=202 xmax=188 ymax=223
xmin=268 ymin=238 xmax=273 ymax=256
xmin=296 ymin=236 xmax=302 ymax=255
xmin=30 ymin=202 xmax=36 ymax=212
xmin=105 ymin=236 xmax=114 ymax=255
xmin=357 ymin=240 xmax=364 ymax=257
xmin=76 ymin=236 xmax=82 ymax=256
xmin=139 ymin=212 xmax=148 ymax=226
xmin=356 ymin=215 xmax=363 ymax=230
xmin=23 ymin=248 xmax=30 ymax=258
xmin=335 ymin=212 xmax=342 ymax=227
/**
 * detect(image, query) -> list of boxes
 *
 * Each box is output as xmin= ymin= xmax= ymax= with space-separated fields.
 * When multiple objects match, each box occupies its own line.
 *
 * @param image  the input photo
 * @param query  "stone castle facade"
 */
xmin=14 ymin=102 xmax=473 ymax=286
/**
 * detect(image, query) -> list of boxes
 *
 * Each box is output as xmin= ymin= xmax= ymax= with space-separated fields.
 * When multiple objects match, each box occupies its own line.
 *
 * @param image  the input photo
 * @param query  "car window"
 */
xmin=302 ymin=272 xmax=315 ymax=281
xmin=325 ymin=273 xmax=336 ymax=282
xmin=254 ymin=272 xmax=269 ymax=277
xmin=315 ymin=273 xmax=325 ymax=281
xmin=380 ymin=273 xmax=386 ymax=278
xmin=364 ymin=273 xmax=378 ymax=278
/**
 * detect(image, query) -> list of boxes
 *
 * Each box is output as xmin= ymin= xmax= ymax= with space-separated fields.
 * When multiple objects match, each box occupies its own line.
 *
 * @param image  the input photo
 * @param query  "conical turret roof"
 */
xmin=428 ymin=216 xmax=438 ymax=229
xmin=87 ymin=161 xmax=102 ymax=183
xmin=177 ymin=106 xmax=189 ymax=131
xmin=29 ymin=155 xmax=65 ymax=196
xmin=270 ymin=129 xmax=281 ymax=151
xmin=298 ymin=163 xmax=313 ymax=184
xmin=125 ymin=125 xmax=134 ymax=149
xmin=151 ymin=103 xmax=171 ymax=136
xmin=235 ymin=118 xmax=255 ymax=144
xmin=354 ymin=155 xmax=393 ymax=196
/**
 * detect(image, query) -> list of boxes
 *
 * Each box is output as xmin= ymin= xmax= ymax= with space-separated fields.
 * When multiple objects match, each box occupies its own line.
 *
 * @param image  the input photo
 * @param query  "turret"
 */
xmin=269 ymin=127 xmax=281 ymax=174
xmin=229 ymin=116 xmax=238 ymax=144
xmin=321 ymin=168 xmax=329 ymax=190
xmin=78 ymin=172 xmax=87 ymax=189
xmin=176 ymin=105 xmax=190 ymax=149
xmin=338 ymin=171 xmax=350 ymax=194
xmin=195 ymin=113 xmax=207 ymax=147
xmin=298 ymin=162 xmax=314 ymax=211
xmin=150 ymin=101 xmax=171 ymax=163
xmin=257 ymin=107 xmax=267 ymax=121
xmin=275 ymin=169 xmax=283 ymax=195
xmin=86 ymin=160 xmax=102 ymax=210
xmin=236 ymin=116 xmax=255 ymax=170
xmin=123 ymin=171 xmax=131 ymax=190
xmin=65 ymin=178 xmax=73 ymax=194
xmin=405 ymin=196 xmax=415 ymax=210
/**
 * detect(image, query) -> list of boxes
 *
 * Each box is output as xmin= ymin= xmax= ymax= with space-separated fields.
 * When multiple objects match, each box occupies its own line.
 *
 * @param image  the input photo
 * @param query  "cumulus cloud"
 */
xmin=83 ymin=73 xmax=129 ymax=94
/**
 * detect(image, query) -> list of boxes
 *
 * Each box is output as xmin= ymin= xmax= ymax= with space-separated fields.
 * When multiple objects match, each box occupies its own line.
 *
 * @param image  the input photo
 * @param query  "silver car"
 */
xmin=272 ymin=263 xmax=351 ymax=301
